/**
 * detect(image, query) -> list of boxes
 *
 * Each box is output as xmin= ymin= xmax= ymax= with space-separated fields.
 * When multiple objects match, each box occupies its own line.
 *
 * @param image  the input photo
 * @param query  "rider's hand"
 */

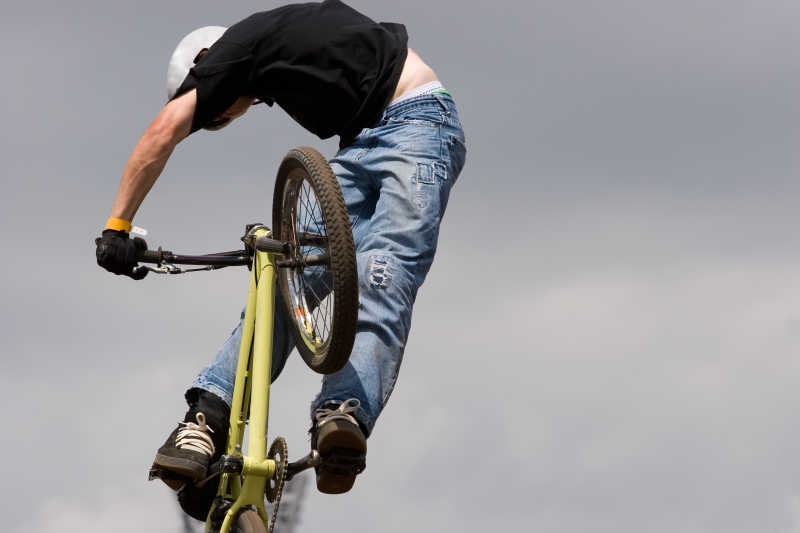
xmin=95 ymin=229 xmax=148 ymax=280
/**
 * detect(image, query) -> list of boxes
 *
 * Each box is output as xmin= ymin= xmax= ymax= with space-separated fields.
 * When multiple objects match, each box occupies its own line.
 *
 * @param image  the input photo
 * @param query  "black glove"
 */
xmin=95 ymin=229 xmax=148 ymax=280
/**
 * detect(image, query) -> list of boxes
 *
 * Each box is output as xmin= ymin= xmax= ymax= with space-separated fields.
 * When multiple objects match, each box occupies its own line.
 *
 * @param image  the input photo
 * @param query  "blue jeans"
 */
xmin=190 ymin=92 xmax=466 ymax=436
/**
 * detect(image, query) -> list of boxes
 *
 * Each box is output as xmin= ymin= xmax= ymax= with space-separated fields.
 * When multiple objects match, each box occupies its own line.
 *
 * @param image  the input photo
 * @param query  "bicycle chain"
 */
xmin=267 ymin=436 xmax=288 ymax=533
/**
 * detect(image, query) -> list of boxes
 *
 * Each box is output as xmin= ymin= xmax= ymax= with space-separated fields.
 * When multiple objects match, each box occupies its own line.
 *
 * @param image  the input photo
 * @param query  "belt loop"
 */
xmin=382 ymin=99 xmax=399 ymax=121
xmin=378 ymin=104 xmax=390 ymax=125
xmin=433 ymin=93 xmax=450 ymax=115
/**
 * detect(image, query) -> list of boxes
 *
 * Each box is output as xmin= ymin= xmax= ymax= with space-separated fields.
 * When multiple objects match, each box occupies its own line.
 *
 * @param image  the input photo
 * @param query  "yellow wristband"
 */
xmin=105 ymin=217 xmax=132 ymax=232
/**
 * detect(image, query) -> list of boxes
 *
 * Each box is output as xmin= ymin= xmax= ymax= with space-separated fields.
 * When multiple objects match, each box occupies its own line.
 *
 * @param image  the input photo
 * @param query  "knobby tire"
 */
xmin=272 ymin=146 xmax=358 ymax=374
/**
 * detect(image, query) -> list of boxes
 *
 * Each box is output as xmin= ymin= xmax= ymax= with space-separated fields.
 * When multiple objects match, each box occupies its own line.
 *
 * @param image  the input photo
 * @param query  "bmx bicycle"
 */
xmin=139 ymin=147 xmax=358 ymax=533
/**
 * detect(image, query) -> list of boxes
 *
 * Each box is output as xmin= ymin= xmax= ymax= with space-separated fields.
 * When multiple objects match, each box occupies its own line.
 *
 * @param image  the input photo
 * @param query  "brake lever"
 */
xmin=134 ymin=264 xmax=182 ymax=275
xmin=136 ymin=263 xmax=227 ymax=275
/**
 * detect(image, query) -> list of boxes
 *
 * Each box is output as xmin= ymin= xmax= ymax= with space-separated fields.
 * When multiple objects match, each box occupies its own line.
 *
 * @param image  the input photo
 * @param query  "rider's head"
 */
xmin=166 ymin=26 xmax=252 ymax=131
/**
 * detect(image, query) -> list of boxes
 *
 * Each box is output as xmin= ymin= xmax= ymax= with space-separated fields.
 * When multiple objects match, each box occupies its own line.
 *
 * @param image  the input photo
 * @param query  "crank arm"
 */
xmin=284 ymin=449 xmax=321 ymax=481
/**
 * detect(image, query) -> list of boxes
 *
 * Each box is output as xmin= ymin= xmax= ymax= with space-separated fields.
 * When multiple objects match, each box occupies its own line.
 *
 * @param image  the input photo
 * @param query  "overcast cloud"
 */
xmin=1 ymin=1 xmax=799 ymax=532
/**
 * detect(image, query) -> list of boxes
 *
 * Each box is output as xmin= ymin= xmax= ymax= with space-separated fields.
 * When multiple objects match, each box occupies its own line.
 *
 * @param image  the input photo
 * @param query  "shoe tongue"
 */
xmin=186 ymin=391 xmax=230 ymax=427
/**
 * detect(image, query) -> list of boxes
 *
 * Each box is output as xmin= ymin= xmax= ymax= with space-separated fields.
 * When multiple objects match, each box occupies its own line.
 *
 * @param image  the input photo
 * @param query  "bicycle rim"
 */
xmin=272 ymin=147 xmax=357 ymax=374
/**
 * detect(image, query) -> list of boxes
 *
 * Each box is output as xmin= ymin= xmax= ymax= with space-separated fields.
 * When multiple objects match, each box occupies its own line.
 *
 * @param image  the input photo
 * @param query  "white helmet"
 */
xmin=166 ymin=26 xmax=228 ymax=101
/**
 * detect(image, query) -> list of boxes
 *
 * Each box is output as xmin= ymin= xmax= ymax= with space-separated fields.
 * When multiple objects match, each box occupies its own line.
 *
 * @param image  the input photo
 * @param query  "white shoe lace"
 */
xmin=175 ymin=412 xmax=215 ymax=456
xmin=314 ymin=398 xmax=361 ymax=426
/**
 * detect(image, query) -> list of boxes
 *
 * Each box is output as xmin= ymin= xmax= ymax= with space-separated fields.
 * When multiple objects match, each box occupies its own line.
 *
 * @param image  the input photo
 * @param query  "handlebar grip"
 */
xmin=254 ymin=236 xmax=291 ymax=254
xmin=138 ymin=249 xmax=167 ymax=264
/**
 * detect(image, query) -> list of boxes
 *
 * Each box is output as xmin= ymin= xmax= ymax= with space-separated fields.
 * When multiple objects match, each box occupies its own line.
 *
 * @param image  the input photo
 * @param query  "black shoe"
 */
xmin=177 ymin=478 xmax=219 ymax=522
xmin=151 ymin=389 xmax=230 ymax=489
xmin=311 ymin=399 xmax=367 ymax=494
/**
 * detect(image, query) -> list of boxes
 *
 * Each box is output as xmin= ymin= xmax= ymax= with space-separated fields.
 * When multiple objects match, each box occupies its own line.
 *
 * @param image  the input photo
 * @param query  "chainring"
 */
xmin=267 ymin=436 xmax=288 ymax=533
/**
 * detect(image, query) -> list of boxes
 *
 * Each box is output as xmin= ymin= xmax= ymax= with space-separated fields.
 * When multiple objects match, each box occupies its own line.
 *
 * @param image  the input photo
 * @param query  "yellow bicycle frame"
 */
xmin=206 ymin=227 xmax=279 ymax=533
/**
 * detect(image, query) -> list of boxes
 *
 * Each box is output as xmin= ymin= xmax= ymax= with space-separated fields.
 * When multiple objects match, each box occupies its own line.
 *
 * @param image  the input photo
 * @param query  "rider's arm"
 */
xmin=107 ymin=89 xmax=197 ymax=223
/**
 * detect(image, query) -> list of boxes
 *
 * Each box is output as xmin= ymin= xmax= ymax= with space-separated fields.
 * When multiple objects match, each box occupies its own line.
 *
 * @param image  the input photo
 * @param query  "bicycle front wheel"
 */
xmin=272 ymin=146 xmax=358 ymax=374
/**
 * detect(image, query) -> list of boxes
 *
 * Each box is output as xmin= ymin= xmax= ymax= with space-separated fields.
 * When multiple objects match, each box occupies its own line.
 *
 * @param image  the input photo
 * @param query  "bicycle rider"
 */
xmin=95 ymin=0 xmax=466 ymax=518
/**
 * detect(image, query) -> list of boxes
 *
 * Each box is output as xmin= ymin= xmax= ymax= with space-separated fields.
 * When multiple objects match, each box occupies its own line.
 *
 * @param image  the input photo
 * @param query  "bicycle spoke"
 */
xmin=281 ymin=173 xmax=336 ymax=350
xmin=297 ymin=232 xmax=328 ymax=247
xmin=311 ymin=292 xmax=332 ymax=340
xmin=300 ymin=182 xmax=324 ymax=236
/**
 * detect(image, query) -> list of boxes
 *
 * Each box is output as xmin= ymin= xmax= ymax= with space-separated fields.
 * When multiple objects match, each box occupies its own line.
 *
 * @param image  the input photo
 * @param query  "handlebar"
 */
xmin=136 ymin=248 xmax=251 ymax=267
xmin=133 ymin=247 xmax=251 ymax=275
xmin=132 ymin=224 xmax=328 ymax=276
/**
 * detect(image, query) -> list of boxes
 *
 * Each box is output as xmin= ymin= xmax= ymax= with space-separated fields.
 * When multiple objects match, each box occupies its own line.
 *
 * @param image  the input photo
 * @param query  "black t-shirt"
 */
xmin=173 ymin=0 xmax=408 ymax=147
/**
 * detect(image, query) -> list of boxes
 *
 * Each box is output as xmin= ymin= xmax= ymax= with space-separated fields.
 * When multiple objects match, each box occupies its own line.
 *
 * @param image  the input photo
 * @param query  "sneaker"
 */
xmin=311 ymin=398 xmax=367 ymax=494
xmin=177 ymin=477 xmax=219 ymax=522
xmin=151 ymin=389 xmax=230 ymax=489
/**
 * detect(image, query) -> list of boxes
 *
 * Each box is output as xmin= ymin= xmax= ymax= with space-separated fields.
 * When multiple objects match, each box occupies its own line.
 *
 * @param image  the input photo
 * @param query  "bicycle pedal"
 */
xmin=318 ymin=448 xmax=366 ymax=475
xmin=148 ymin=467 xmax=189 ymax=491
xmin=322 ymin=448 xmax=365 ymax=461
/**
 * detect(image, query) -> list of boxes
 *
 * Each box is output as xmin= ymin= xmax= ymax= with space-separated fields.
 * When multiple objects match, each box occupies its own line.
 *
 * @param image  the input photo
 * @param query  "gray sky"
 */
xmin=2 ymin=1 xmax=799 ymax=531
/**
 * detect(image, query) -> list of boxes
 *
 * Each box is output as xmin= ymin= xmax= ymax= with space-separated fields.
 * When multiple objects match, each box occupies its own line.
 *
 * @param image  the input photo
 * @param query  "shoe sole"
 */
xmin=315 ymin=419 xmax=366 ymax=494
xmin=153 ymin=453 xmax=207 ymax=481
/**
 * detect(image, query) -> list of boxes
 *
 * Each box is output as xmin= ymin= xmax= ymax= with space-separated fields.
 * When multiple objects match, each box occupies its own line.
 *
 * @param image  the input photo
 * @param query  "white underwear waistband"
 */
xmin=389 ymin=80 xmax=445 ymax=106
